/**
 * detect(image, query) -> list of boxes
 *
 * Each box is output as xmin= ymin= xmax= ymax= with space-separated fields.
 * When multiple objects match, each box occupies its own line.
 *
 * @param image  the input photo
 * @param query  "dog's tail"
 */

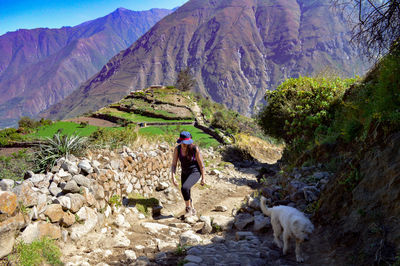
xmin=260 ymin=196 xmax=272 ymax=217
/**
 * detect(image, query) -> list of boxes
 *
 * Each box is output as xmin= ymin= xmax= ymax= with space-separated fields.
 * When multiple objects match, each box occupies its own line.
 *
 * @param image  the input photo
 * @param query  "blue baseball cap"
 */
xmin=177 ymin=131 xmax=194 ymax=144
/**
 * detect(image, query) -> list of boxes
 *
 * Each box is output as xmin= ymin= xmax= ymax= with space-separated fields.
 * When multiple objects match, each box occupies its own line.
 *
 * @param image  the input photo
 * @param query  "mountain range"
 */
xmin=42 ymin=0 xmax=367 ymax=121
xmin=0 ymin=7 xmax=173 ymax=128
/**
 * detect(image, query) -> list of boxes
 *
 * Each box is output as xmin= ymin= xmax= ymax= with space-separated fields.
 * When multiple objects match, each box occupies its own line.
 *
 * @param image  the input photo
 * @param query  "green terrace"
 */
xmin=28 ymin=121 xmax=124 ymax=138
xmin=95 ymin=108 xmax=195 ymax=123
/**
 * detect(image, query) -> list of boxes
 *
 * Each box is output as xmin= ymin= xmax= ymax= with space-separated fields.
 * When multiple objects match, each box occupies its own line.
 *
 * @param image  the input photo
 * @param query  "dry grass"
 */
xmin=234 ymin=133 xmax=284 ymax=164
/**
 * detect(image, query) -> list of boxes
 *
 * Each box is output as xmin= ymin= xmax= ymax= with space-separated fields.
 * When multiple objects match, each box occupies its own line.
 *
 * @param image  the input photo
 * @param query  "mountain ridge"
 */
xmin=0 ymin=7 xmax=173 ymax=128
xmin=42 ymin=0 xmax=367 ymax=121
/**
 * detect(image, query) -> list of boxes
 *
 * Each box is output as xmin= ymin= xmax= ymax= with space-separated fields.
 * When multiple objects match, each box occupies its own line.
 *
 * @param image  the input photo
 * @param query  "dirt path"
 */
xmin=59 ymin=152 xmax=278 ymax=266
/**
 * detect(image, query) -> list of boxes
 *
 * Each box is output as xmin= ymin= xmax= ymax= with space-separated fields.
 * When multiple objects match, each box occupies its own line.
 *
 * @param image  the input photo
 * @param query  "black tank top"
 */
xmin=178 ymin=145 xmax=200 ymax=174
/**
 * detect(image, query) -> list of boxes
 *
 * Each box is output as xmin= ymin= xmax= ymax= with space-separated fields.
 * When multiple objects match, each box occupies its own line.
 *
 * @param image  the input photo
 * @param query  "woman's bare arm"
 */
xmin=171 ymin=147 xmax=179 ymax=187
xmin=195 ymin=146 xmax=206 ymax=185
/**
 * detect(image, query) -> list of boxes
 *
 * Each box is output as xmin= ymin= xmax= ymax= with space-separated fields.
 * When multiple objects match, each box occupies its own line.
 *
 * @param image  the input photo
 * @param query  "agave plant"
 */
xmin=34 ymin=133 xmax=87 ymax=173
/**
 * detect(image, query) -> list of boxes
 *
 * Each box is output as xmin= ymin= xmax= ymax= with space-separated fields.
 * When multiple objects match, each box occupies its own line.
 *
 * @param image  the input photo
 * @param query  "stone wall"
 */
xmin=0 ymin=143 xmax=175 ymax=258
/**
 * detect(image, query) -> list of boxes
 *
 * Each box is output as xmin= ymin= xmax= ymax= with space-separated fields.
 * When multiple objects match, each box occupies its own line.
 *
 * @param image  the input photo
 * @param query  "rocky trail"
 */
xmin=1 ymin=140 xmax=332 ymax=266
xmin=58 ymin=150 xmax=302 ymax=266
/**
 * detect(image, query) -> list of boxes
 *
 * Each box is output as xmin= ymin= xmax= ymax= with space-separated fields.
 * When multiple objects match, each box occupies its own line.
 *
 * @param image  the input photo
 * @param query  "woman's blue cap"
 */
xmin=177 ymin=131 xmax=193 ymax=144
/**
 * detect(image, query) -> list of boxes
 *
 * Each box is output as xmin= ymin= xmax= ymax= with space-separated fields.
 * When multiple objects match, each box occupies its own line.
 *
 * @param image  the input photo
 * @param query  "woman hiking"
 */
xmin=171 ymin=131 xmax=206 ymax=217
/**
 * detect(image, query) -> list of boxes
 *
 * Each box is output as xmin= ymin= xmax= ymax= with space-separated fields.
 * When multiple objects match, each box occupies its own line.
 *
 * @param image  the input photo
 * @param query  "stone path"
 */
xmin=56 ymin=147 xmax=306 ymax=266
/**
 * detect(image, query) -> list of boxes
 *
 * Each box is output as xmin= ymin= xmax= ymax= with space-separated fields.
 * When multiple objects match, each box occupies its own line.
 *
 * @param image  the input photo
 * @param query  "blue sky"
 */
xmin=0 ymin=0 xmax=188 ymax=36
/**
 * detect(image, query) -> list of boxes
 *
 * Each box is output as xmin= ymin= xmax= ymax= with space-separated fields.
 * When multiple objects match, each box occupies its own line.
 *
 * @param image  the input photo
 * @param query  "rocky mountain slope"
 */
xmin=43 ymin=0 xmax=366 ymax=121
xmin=0 ymin=8 xmax=173 ymax=128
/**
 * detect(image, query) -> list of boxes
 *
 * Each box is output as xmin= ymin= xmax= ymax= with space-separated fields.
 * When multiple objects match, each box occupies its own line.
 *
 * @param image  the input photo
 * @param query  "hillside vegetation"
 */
xmin=0 ymin=86 xmax=274 ymax=178
xmin=256 ymin=46 xmax=400 ymax=264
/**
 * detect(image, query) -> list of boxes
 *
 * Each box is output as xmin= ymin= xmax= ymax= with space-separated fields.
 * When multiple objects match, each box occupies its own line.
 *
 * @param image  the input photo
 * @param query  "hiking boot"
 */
xmin=184 ymin=206 xmax=192 ymax=217
xmin=191 ymin=207 xmax=197 ymax=216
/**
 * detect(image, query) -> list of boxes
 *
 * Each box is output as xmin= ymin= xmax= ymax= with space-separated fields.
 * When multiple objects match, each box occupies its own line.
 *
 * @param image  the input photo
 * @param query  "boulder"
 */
xmin=14 ymin=182 xmax=38 ymax=207
xmin=82 ymin=188 xmax=96 ymax=207
xmin=70 ymin=207 xmax=98 ymax=240
xmin=234 ymin=213 xmax=254 ymax=230
xmin=211 ymin=215 xmax=234 ymax=231
xmin=49 ymin=184 xmax=62 ymax=197
xmin=214 ymin=205 xmax=228 ymax=212
xmin=63 ymin=180 xmax=80 ymax=193
xmin=0 ymin=191 xmax=17 ymax=216
xmin=110 ymin=160 xmax=121 ymax=170
xmin=253 ymin=214 xmax=271 ymax=231
xmin=20 ymin=222 xmax=61 ymax=244
xmin=112 ymin=229 xmax=130 ymax=247
xmin=200 ymin=216 xmax=212 ymax=234
xmin=156 ymin=182 xmax=169 ymax=191
xmin=156 ymin=239 xmax=177 ymax=251
xmin=209 ymin=169 xmax=221 ymax=176
xmin=66 ymin=193 xmax=86 ymax=213
xmin=0 ymin=213 xmax=25 ymax=258
xmin=0 ymin=179 xmax=14 ymax=191
xmin=141 ymin=222 xmax=169 ymax=234
xmin=61 ymin=160 xmax=79 ymax=175
xmin=78 ymin=160 xmax=93 ymax=175
xmin=72 ymin=175 xmax=91 ymax=188
xmin=248 ymin=197 xmax=261 ymax=210
xmin=56 ymin=196 xmax=72 ymax=210
xmin=125 ymin=250 xmax=137 ymax=260
xmin=57 ymin=169 xmax=72 ymax=180
xmin=180 ymin=230 xmax=202 ymax=246
xmin=184 ymin=215 xmax=199 ymax=224
xmin=44 ymin=204 xmax=64 ymax=223
xmin=61 ymin=211 xmax=75 ymax=227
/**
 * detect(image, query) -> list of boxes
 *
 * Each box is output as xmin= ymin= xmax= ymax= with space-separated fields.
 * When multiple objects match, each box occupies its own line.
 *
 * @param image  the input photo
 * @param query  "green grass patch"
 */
xmin=126 ymin=193 xmax=159 ymax=216
xmin=98 ymin=108 xmax=193 ymax=123
xmin=0 ymin=149 xmax=34 ymax=181
xmin=29 ymin=121 xmax=99 ymax=138
xmin=139 ymin=125 xmax=219 ymax=148
xmin=7 ymin=237 xmax=62 ymax=266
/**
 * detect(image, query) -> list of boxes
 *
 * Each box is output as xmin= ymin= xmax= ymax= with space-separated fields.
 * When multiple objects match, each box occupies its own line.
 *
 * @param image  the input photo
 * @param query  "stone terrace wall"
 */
xmin=0 ymin=143 xmax=176 ymax=258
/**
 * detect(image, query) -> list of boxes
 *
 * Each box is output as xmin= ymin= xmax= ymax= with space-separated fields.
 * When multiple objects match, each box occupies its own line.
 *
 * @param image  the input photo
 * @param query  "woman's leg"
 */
xmin=181 ymin=171 xmax=201 ymax=204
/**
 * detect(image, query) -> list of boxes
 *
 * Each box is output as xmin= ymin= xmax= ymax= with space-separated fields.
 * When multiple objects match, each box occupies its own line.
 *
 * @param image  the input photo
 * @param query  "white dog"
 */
xmin=260 ymin=196 xmax=314 ymax=262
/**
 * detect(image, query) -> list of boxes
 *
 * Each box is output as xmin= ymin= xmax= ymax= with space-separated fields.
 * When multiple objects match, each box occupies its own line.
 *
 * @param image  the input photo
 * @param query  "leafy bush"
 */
xmin=7 ymin=237 xmax=62 ymax=266
xmin=0 ymin=149 xmax=34 ymax=181
xmin=176 ymin=67 xmax=196 ymax=91
xmin=89 ymin=125 xmax=137 ymax=148
xmin=18 ymin=117 xmax=52 ymax=133
xmin=0 ymin=128 xmax=24 ymax=146
xmin=257 ymin=76 xmax=357 ymax=144
xmin=211 ymin=111 xmax=240 ymax=134
xmin=109 ymin=194 xmax=122 ymax=208
xmin=34 ymin=133 xmax=87 ymax=173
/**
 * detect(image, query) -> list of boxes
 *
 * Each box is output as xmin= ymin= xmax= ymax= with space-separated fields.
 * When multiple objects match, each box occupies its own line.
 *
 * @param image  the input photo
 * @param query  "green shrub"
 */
xmin=7 ymin=237 xmax=62 ymax=266
xmin=109 ymin=194 xmax=121 ymax=208
xmin=18 ymin=117 xmax=53 ymax=133
xmin=211 ymin=111 xmax=240 ymax=134
xmin=34 ymin=133 xmax=87 ymax=173
xmin=257 ymin=76 xmax=357 ymax=145
xmin=327 ymin=49 xmax=400 ymax=143
xmin=89 ymin=124 xmax=137 ymax=148
xmin=0 ymin=128 xmax=24 ymax=146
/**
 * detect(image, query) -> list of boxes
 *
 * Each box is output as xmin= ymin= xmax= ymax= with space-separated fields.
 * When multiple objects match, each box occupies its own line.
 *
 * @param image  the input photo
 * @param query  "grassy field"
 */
xmin=27 ymin=121 xmax=218 ymax=147
xmin=139 ymin=125 xmax=219 ymax=148
xmin=98 ymin=108 xmax=194 ymax=123
xmin=28 ymin=121 xmax=122 ymax=138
